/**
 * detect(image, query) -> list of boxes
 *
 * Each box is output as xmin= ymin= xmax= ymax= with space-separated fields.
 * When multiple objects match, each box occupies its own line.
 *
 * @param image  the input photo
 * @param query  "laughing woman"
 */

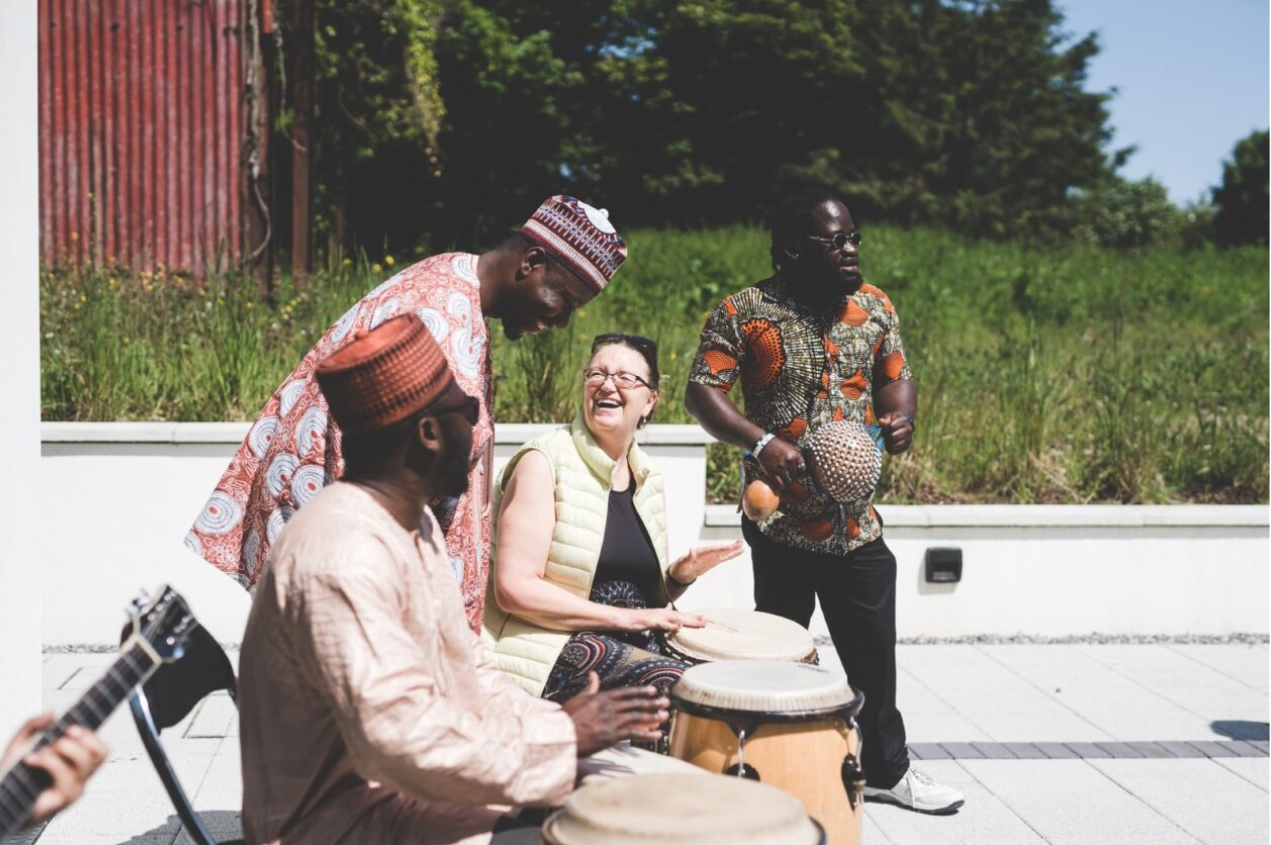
xmin=482 ymin=333 xmax=743 ymax=702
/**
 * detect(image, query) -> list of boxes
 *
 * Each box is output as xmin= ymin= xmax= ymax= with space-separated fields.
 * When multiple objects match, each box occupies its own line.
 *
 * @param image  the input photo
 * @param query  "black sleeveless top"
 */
xmin=589 ymin=482 xmax=661 ymax=609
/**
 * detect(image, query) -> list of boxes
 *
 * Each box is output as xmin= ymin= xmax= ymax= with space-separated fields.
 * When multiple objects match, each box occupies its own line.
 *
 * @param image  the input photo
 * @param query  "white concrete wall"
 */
xmin=41 ymin=423 xmax=1269 ymax=645
xmin=1 ymin=0 xmax=43 ymax=737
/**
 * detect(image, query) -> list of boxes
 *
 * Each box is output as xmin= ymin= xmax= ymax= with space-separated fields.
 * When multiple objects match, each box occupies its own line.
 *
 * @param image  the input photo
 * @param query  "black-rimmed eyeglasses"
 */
xmin=582 ymin=369 xmax=652 ymax=390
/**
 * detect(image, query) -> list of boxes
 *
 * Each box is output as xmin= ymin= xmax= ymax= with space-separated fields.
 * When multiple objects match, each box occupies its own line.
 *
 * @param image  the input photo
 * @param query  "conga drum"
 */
xmin=668 ymin=661 xmax=865 ymax=845
xmin=542 ymin=773 xmax=826 ymax=845
xmin=576 ymin=743 xmax=708 ymax=788
xmin=661 ymin=608 xmax=819 ymax=665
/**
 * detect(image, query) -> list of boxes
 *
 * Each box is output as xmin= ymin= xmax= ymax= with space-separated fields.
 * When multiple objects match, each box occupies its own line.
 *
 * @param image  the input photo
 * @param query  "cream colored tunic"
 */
xmin=239 ymin=482 xmax=577 ymax=845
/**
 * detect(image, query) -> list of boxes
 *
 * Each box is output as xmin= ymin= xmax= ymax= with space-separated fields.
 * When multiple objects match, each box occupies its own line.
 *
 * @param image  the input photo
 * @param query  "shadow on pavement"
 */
xmin=100 ymin=810 xmax=242 ymax=845
xmin=1211 ymin=720 xmax=1270 ymax=741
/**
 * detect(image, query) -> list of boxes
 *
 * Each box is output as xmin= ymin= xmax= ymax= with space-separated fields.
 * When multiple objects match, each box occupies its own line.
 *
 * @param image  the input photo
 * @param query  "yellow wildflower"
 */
xmin=342 ymin=257 xmax=353 ymax=267
xmin=384 ymin=255 xmax=395 ymax=267
xmin=371 ymin=263 xmax=382 ymax=274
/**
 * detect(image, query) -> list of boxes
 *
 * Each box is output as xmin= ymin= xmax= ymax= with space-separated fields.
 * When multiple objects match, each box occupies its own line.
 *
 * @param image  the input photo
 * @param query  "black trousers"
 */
xmin=743 ymin=517 xmax=910 ymax=789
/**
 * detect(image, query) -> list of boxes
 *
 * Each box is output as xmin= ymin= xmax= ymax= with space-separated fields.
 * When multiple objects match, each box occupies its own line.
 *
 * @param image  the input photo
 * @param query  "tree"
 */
xmin=1212 ymin=130 xmax=1269 ymax=246
xmin=1069 ymin=177 xmax=1177 ymax=249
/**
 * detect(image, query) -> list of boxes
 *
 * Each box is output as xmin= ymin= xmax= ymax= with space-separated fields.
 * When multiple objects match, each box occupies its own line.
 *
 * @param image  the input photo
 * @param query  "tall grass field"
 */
xmin=41 ymin=225 xmax=1268 ymax=505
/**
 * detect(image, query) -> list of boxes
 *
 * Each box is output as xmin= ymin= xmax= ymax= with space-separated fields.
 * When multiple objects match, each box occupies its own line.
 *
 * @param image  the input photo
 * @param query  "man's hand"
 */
xmin=561 ymin=673 xmax=670 ymax=756
xmin=2 ymin=715 xmax=109 ymax=827
xmin=756 ymin=439 xmax=806 ymax=491
xmin=878 ymin=412 xmax=914 ymax=454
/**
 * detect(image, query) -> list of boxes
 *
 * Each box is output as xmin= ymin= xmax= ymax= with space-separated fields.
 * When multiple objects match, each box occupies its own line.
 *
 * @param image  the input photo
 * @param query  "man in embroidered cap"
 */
xmin=239 ymin=315 xmax=669 ymax=845
xmin=188 ymin=197 xmax=628 ymax=633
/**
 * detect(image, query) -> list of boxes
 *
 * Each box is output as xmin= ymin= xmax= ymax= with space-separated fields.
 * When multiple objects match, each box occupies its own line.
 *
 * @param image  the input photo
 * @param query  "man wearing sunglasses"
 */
xmin=686 ymin=188 xmax=963 ymax=815
xmin=188 ymin=196 xmax=628 ymax=637
xmin=239 ymin=316 xmax=669 ymax=845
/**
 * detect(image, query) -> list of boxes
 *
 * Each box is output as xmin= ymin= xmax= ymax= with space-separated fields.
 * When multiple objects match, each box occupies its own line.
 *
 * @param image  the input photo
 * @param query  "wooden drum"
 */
xmin=542 ymin=773 xmax=826 ymax=845
xmin=668 ymin=661 xmax=866 ymax=845
xmin=661 ymin=608 xmax=819 ymax=665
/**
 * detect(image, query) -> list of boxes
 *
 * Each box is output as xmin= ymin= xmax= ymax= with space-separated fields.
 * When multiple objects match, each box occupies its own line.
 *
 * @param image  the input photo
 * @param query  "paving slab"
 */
xmin=1165 ymin=644 xmax=1269 ymax=694
xmin=1091 ymin=758 xmax=1270 ymax=845
xmin=1075 ymin=645 xmax=1269 ymax=735
xmin=978 ymin=644 xmax=1219 ymax=740
xmin=184 ymin=692 xmax=235 ymax=739
xmin=1187 ymin=741 xmax=1242 ymax=758
xmin=895 ymin=666 xmax=994 ymax=742
xmin=1213 ymin=757 xmax=1270 ymax=791
xmin=962 ymin=759 xmax=1201 ymax=845
xmin=864 ymin=760 xmax=1047 ymax=845
xmin=1157 ymin=741 xmax=1208 ymax=758
xmin=1034 ymin=742 xmax=1079 ymax=759
xmin=897 ymin=646 xmax=1112 ymax=742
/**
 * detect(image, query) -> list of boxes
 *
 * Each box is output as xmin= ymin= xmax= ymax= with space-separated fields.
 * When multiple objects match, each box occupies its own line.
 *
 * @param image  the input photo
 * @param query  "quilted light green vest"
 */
xmin=481 ymin=415 xmax=671 ymax=696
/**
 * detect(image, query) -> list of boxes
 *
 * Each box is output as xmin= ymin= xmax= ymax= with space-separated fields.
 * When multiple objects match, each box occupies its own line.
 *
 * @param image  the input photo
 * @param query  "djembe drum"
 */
xmin=661 ymin=608 xmax=818 ymax=665
xmin=541 ymin=773 xmax=827 ymax=845
xmin=668 ymin=661 xmax=865 ymax=845
xmin=804 ymin=421 xmax=881 ymax=503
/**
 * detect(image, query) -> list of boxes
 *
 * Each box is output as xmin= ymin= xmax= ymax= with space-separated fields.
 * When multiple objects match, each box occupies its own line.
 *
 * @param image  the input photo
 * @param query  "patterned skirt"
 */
xmin=541 ymin=580 xmax=688 ymax=703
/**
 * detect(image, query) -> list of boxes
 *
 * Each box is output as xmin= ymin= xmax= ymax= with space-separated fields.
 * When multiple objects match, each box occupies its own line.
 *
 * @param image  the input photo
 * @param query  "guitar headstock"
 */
xmin=123 ymin=585 xmax=199 ymax=664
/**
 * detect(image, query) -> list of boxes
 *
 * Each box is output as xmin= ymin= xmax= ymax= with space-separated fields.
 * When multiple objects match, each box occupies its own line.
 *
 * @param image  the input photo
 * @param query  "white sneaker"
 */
xmin=862 ymin=766 xmax=965 ymax=814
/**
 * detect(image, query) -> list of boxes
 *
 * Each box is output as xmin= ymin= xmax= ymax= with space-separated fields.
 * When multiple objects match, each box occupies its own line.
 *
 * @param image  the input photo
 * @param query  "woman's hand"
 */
xmin=670 ymin=540 xmax=745 ymax=585
xmin=621 ymin=607 xmax=705 ymax=634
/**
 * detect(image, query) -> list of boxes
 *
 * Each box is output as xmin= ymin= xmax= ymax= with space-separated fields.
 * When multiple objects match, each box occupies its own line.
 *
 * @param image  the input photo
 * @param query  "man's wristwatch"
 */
xmin=753 ymin=432 xmax=777 ymax=457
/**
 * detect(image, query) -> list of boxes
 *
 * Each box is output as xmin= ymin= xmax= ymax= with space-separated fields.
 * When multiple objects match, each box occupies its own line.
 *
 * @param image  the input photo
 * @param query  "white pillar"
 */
xmin=0 ymin=0 xmax=43 ymax=736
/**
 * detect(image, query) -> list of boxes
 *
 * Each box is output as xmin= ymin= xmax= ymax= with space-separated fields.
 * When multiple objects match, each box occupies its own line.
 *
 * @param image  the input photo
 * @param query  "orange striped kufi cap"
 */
xmin=521 ymin=195 xmax=627 ymax=292
xmin=315 ymin=314 xmax=455 ymax=436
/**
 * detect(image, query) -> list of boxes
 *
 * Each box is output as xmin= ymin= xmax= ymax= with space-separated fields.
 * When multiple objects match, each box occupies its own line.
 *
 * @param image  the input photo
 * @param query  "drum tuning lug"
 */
xmin=841 ymin=753 xmax=865 ymax=810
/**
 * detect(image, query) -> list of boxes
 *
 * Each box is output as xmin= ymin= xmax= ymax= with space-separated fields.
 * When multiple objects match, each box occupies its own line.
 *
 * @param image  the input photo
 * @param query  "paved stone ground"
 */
xmin=23 ymin=643 xmax=1270 ymax=845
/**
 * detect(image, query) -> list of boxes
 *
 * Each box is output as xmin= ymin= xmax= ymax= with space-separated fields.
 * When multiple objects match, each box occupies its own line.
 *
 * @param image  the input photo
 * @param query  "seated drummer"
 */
xmin=484 ymin=333 xmax=743 ymax=702
xmin=238 ymin=315 xmax=670 ymax=845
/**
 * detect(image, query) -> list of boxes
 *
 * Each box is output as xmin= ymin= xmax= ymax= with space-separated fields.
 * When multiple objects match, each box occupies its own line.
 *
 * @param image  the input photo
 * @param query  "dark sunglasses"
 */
xmin=428 ymin=394 xmax=480 ymax=425
xmin=805 ymin=230 xmax=862 ymax=251
xmin=591 ymin=332 xmax=657 ymax=354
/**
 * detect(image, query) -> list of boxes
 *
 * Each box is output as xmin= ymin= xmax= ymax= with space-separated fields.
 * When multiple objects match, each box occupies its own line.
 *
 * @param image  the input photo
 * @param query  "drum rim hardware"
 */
xmin=670 ymin=690 xmax=865 ymax=725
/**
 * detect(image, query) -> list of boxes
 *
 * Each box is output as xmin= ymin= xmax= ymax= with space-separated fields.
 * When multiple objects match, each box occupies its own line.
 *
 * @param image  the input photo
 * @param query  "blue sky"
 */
xmin=1059 ymin=0 xmax=1269 ymax=205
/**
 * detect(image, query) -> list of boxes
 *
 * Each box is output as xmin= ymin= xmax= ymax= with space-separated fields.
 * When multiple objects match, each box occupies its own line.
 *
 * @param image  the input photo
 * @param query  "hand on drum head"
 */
xmin=877 ymin=412 xmax=913 ymax=454
xmin=670 ymin=540 xmax=745 ymax=584
xmin=756 ymin=438 xmax=806 ymax=492
xmin=621 ymin=607 xmax=706 ymax=635
xmin=561 ymin=673 xmax=671 ymax=756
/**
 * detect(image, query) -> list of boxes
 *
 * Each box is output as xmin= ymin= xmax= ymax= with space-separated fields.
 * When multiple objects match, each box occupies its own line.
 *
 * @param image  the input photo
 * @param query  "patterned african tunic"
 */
xmin=689 ymin=277 xmax=912 ymax=555
xmin=187 ymin=253 xmax=496 ymax=634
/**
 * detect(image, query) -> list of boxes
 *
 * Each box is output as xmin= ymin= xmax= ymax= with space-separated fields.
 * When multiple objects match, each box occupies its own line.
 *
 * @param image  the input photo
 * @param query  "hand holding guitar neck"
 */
xmin=0 ymin=585 xmax=198 ymax=837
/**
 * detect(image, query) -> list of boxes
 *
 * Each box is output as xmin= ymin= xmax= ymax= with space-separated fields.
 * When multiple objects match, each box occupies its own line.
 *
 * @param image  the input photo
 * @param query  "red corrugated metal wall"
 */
xmin=39 ymin=0 xmax=248 ymax=276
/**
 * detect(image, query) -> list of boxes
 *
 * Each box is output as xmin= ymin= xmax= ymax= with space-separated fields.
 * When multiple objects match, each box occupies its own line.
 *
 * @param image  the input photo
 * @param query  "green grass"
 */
xmin=40 ymin=226 xmax=1269 ymax=504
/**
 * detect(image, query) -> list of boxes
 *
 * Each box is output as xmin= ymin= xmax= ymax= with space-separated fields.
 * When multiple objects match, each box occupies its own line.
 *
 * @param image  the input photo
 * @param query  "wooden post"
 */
xmin=244 ymin=0 xmax=274 ymax=297
xmin=290 ymin=0 xmax=313 ymax=286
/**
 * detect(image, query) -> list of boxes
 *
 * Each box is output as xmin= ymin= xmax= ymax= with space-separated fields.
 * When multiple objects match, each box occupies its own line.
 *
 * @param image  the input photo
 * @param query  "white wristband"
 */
xmin=753 ymin=432 xmax=777 ymax=456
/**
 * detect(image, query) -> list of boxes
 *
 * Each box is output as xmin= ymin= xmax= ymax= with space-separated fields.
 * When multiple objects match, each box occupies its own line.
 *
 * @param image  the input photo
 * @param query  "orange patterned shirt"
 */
xmin=689 ymin=277 xmax=912 ymax=555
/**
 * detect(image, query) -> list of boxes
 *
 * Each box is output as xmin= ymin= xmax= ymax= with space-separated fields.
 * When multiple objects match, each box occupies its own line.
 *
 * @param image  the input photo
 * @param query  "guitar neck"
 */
xmin=0 ymin=642 xmax=158 ymax=837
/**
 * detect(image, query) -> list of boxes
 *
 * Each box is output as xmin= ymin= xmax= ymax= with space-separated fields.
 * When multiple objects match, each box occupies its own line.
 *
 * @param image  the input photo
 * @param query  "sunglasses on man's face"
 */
xmin=429 ymin=394 xmax=480 ymax=425
xmin=805 ymin=230 xmax=862 ymax=251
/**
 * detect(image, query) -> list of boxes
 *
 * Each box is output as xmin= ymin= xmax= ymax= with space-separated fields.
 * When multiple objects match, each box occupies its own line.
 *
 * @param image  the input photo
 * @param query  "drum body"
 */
xmin=542 ymin=773 xmax=826 ymax=845
xmin=668 ymin=661 xmax=865 ymax=845
xmin=662 ymin=608 xmax=818 ymax=665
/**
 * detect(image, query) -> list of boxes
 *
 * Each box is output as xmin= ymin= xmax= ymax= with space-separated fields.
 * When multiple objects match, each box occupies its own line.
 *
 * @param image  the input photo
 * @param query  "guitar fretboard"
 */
xmin=0 ymin=644 xmax=157 ymax=837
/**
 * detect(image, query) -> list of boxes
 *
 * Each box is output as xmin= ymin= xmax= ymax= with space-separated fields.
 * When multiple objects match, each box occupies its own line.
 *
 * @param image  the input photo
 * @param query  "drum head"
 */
xmin=578 ymin=743 xmax=706 ymax=787
xmin=671 ymin=660 xmax=859 ymax=718
xmin=543 ymin=773 xmax=824 ymax=845
xmin=666 ymin=608 xmax=815 ymax=662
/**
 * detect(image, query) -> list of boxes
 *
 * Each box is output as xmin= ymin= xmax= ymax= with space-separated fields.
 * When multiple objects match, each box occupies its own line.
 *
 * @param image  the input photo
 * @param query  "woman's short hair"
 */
xmin=589 ymin=333 xmax=660 ymax=427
